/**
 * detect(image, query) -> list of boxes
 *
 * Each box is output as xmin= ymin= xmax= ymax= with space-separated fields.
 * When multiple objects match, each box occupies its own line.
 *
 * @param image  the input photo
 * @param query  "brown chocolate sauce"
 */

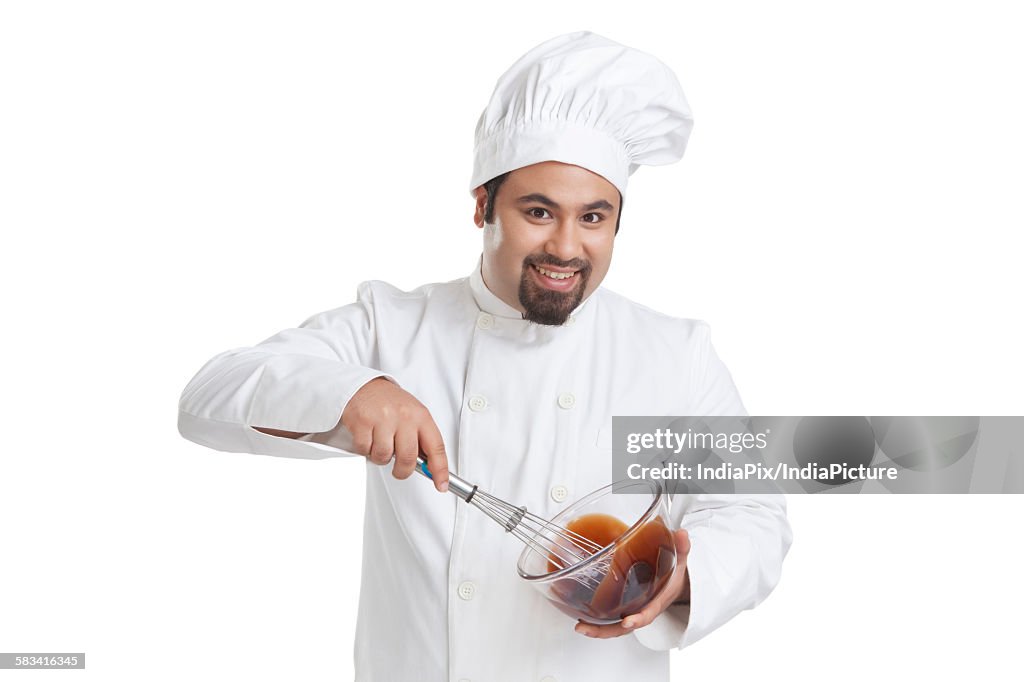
xmin=547 ymin=513 xmax=675 ymax=624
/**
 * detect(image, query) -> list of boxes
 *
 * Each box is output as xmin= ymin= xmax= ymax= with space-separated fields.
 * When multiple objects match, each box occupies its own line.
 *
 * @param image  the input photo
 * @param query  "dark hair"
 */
xmin=483 ymin=171 xmax=623 ymax=234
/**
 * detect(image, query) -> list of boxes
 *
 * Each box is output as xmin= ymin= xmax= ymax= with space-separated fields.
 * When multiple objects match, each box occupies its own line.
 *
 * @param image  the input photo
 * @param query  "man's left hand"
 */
xmin=574 ymin=528 xmax=691 ymax=639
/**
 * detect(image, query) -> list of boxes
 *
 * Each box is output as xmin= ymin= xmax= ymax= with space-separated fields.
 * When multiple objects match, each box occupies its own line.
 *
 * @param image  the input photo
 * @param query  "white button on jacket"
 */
xmin=457 ymin=581 xmax=476 ymax=601
xmin=177 ymin=259 xmax=792 ymax=682
xmin=476 ymin=312 xmax=495 ymax=330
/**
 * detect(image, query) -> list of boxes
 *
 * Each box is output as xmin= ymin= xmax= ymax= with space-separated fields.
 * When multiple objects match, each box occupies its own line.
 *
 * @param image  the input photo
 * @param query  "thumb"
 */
xmin=674 ymin=528 xmax=691 ymax=558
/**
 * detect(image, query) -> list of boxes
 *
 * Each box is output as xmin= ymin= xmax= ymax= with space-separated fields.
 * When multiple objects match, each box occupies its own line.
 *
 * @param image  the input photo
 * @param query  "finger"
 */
xmin=574 ymin=620 xmax=631 ymax=639
xmin=392 ymin=427 xmax=419 ymax=480
xmin=620 ymin=596 xmax=667 ymax=631
xmin=350 ymin=425 xmax=373 ymax=458
xmin=418 ymin=420 xmax=450 ymax=493
xmin=674 ymin=528 xmax=692 ymax=604
xmin=368 ymin=424 xmax=395 ymax=466
xmin=676 ymin=528 xmax=691 ymax=556
xmin=614 ymin=585 xmax=678 ymax=632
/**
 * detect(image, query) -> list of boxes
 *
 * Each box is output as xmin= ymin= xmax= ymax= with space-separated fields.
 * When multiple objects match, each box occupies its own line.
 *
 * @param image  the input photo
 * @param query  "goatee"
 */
xmin=518 ymin=256 xmax=591 ymax=326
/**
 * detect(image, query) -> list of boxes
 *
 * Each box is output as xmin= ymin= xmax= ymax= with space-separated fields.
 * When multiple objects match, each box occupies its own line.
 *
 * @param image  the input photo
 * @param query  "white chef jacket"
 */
xmin=178 ymin=258 xmax=792 ymax=682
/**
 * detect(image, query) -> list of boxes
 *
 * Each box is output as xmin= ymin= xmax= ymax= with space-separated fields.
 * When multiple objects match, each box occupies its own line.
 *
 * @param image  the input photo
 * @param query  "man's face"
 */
xmin=474 ymin=161 xmax=619 ymax=326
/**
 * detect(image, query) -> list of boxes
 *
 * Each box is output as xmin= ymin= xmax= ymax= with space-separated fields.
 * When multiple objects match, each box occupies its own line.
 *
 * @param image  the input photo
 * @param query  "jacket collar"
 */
xmin=468 ymin=255 xmax=596 ymax=322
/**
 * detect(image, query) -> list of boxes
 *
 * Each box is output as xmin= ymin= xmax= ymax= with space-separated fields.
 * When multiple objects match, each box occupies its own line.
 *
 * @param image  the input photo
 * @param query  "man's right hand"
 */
xmin=341 ymin=378 xmax=450 ymax=493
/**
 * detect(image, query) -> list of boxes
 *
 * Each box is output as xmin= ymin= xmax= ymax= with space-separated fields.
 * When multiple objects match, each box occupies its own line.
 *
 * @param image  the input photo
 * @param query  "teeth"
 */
xmin=536 ymin=266 xmax=577 ymax=280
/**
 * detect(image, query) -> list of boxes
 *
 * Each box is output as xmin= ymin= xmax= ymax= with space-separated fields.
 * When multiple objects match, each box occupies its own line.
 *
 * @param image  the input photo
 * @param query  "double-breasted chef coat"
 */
xmin=178 ymin=259 xmax=793 ymax=682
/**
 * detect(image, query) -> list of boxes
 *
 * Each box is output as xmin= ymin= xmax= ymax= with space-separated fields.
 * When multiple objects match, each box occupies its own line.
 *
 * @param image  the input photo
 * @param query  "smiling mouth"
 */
xmin=533 ymin=265 xmax=579 ymax=281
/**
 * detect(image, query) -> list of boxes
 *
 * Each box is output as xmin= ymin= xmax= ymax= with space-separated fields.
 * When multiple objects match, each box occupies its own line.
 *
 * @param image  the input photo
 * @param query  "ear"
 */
xmin=472 ymin=186 xmax=487 ymax=229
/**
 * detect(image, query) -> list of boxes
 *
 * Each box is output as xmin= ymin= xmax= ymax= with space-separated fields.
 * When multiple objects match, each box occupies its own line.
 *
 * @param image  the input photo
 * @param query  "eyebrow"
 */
xmin=516 ymin=193 xmax=615 ymax=212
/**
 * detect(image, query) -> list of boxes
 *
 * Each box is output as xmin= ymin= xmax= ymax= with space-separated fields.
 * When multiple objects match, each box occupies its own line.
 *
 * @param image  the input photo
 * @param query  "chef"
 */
xmin=178 ymin=31 xmax=792 ymax=682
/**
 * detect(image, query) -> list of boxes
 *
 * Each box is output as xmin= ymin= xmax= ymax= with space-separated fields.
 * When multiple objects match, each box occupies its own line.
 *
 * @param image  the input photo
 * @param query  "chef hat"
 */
xmin=469 ymin=31 xmax=694 ymax=197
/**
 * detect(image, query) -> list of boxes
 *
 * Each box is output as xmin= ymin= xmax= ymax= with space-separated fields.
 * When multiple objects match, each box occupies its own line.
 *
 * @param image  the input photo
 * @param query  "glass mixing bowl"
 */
xmin=516 ymin=479 xmax=676 ymax=625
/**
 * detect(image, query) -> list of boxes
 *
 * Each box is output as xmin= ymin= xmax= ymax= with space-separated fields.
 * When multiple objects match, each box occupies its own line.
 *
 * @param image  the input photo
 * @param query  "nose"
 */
xmin=544 ymin=218 xmax=583 ymax=263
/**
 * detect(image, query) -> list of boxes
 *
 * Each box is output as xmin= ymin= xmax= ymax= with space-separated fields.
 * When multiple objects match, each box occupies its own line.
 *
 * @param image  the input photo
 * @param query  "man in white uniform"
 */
xmin=178 ymin=31 xmax=792 ymax=682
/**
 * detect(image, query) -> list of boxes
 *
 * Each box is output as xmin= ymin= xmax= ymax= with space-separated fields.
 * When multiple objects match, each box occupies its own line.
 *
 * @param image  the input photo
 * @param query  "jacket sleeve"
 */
xmin=177 ymin=282 xmax=392 ymax=460
xmin=633 ymin=321 xmax=793 ymax=651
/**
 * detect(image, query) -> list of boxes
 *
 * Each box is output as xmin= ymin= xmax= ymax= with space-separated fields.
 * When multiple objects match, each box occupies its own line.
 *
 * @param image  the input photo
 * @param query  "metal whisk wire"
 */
xmin=415 ymin=458 xmax=609 ymax=586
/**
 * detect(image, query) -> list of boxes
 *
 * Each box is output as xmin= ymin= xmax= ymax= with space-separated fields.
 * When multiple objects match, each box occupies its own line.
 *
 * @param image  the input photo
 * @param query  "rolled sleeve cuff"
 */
xmin=632 ymin=601 xmax=692 ymax=651
xmin=242 ymin=355 xmax=396 ymax=459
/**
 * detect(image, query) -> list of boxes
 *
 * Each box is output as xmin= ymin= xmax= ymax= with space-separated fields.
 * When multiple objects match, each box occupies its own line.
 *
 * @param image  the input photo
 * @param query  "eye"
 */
xmin=527 ymin=207 xmax=551 ymax=219
xmin=581 ymin=213 xmax=605 ymax=224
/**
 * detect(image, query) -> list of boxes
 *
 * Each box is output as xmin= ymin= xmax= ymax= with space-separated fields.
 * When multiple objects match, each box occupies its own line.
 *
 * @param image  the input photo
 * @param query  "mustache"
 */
xmin=523 ymin=254 xmax=591 ymax=272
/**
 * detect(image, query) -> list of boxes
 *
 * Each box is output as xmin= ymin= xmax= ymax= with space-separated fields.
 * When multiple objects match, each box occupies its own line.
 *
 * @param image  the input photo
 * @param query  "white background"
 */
xmin=2 ymin=1 xmax=1022 ymax=680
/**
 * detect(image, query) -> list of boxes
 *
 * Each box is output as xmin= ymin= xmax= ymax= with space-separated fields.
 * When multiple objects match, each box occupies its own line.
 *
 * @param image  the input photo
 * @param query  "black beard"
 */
xmin=518 ymin=257 xmax=591 ymax=326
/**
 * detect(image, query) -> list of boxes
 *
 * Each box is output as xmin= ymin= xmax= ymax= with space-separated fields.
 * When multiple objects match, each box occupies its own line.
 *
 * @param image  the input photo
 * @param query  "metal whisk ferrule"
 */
xmin=415 ymin=457 xmax=605 ymax=578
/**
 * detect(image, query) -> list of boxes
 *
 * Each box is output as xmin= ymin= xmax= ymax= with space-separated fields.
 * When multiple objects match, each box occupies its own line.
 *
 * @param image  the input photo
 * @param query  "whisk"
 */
xmin=415 ymin=456 xmax=606 ymax=577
